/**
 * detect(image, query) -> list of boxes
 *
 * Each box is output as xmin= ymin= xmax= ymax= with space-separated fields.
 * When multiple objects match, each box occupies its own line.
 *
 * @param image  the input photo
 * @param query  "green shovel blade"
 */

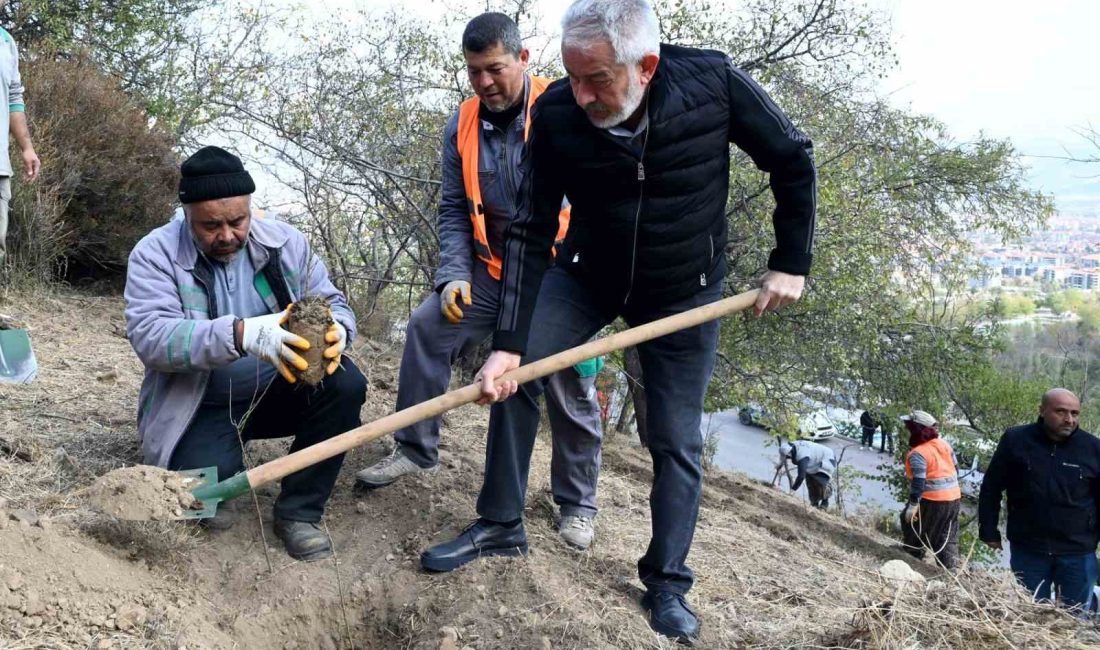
xmin=0 ymin=328 xmax=37 ymax=383
xmin=183 ymin=469 xmax=253 ymax=519
xmin=178 ymin=466 xmax=219 ymax=519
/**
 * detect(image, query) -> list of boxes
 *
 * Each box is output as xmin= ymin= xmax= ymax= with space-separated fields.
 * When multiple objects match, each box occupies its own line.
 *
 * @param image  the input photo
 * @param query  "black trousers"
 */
xmin=169 ymin=359 xmax=366 ymax=522
xmin=901 ymin=498 xmax=960 ymax=570
xmin=861 ymin=427 xmax=875 ymax=447
xmin=806 ymin=473 xmax=832 ymax=508
xmin=476 ymin=266 xmax=722 ymax=595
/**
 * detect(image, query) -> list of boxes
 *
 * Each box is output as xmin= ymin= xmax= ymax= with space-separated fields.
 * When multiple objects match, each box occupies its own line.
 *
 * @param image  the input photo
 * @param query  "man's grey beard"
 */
xmin=484 ymin=98 xmax=518 ymax=113
xmin=209 ymin=250 xmax=241 ymax=264
xmin=188 ymin=226 xmax=243 ymax=264
xmin=585 ymin=69 xmax=646 ymax=129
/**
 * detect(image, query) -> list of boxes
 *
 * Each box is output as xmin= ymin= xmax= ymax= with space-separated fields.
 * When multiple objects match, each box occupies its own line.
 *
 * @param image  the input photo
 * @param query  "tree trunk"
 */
xmin=623 ymin=346 xmax=649 ymax=447
xmin=613 ymin=391 xmax=634 ymax=437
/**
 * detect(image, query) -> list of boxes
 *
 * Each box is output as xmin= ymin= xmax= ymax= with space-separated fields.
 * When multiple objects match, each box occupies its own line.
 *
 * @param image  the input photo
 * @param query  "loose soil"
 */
xmin=88 ymin=465 xmax=199 ymax=521
xmin=286 ymin=296 xmax=333 ymax=386
xmin=1 ymin=288 xmax=1098 ymax=649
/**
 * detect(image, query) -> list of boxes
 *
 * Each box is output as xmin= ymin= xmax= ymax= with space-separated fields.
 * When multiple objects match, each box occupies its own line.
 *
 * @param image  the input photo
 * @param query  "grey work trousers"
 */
xmin=394 ymin=264 xmax=603 ymax=517
xmin=0 ymin=177 xmax=10 ymax=265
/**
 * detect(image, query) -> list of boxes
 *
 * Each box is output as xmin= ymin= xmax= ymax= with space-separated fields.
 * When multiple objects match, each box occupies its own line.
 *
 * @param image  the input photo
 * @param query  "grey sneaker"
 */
xmin=559 ymin=515 xmax=595 ymax=550
xmin=355 ymin=446 xmax=437 ymax=489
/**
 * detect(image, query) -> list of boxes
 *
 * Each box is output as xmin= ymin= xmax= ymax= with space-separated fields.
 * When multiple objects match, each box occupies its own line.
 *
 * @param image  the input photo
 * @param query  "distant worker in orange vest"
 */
xmin=355 ymin=12 xmax=604 ymax=551
xmin=900 ymin=410 xmax=961 ymax=570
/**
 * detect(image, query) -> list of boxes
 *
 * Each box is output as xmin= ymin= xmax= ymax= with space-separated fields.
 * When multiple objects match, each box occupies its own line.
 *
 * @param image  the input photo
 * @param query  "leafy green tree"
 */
xmin=0 ymin=0 xmax=277 ymax=144
xmin=1000 ymin=294 xmax=1036 ymax=318
xmin=1077 ymin=301 xmax=1100 ymax=330
xmin=208 ymin=0 xmax=1053 ymax=447
xmin=1049 ymin=288 xmax=1086 ymax=314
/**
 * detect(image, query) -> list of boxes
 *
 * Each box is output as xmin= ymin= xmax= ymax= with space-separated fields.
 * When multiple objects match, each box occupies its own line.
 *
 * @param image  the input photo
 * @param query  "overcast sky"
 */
xmin=286 ymin=0 xmax=1100 ymax=213
xmin=873 ymin=0 xmax=1100 ymax=213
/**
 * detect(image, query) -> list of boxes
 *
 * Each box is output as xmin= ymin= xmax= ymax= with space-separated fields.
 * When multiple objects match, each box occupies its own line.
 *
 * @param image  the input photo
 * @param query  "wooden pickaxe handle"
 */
xmin=240 ymin=289 xmax=760 ymax=492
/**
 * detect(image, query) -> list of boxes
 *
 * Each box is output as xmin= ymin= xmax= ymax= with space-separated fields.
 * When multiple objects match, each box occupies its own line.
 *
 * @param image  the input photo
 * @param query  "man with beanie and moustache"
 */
xmin=980 ymin=389 xmax=1100 ymax=611
xmin=900 ymin=410 xmax=961 ymax=570
xmin=123 ymin=146 xmax=366 ymax=561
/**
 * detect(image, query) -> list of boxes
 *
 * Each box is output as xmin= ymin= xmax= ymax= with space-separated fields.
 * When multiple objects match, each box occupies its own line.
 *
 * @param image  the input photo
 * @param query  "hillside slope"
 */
xmin=0 ymin=288 xmax=1096 ymax=649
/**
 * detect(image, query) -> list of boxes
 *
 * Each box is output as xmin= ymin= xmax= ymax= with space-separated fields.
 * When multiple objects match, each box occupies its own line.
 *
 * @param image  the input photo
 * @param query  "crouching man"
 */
xmin=123 ymin=146 xmax=366 ymax=560
xmin=780 ymin=439 xmax=835 ymax=509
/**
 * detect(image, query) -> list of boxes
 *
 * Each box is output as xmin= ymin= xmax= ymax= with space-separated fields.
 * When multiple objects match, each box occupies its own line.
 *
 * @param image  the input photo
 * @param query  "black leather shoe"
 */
xmin=421 ymin=519 xmax=527 ymax=572
xmin=642 ymin=590 xmax=700 ymax=645
xmin=273 ymin=518 xmax=333 ymax=561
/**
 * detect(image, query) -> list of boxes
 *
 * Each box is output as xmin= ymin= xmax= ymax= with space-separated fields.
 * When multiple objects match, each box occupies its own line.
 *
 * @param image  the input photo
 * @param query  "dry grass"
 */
xmin=0 ymin=290 xmax=143 ymax=514
xmin=2 ymin=286 xmax=1099 ymax=649
xmin=843 ymin=568 xmax=1095 ymax=649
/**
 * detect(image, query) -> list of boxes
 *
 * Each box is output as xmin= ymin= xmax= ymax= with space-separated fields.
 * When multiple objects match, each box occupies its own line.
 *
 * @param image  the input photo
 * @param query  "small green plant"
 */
xmin=701 ymin=414 xmax=721 ymax=473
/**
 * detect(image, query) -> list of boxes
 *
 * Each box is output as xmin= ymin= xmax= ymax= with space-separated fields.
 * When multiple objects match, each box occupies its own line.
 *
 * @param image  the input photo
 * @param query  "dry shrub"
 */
xmin=844 ymin=568 xmax=1100 ymax=649
xmin=0 ymin=176 xmax=68 ymax=288
xmin=6 ymin=51 xmax=178 ymax=285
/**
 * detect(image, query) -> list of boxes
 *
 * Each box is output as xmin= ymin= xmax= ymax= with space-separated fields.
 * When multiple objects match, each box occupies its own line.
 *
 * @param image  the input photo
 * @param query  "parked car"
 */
xmin=799 ymin=410 xmax=837 ymax=440
xmin=738 ymin=404 xmax=766 ymax=426
xmin=737 ymin=398 xmax=837 ymax=440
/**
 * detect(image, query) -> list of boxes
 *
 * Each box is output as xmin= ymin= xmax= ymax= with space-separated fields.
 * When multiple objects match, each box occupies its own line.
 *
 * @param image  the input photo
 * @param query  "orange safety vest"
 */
xmin=905 ymin=437 xmax=962 ymax=502
xmin=456 ymin=75 xmax=570 ymax=280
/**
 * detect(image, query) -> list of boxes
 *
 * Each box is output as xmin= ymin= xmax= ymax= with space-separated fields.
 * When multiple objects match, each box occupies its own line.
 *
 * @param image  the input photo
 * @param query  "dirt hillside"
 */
xmin=1 ymin=288 xmax=1097 ymax=649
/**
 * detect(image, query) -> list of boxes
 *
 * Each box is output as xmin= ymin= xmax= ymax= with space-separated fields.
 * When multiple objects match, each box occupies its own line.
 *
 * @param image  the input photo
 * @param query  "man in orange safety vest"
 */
xmin=355 ymin=12 xmax=605 ymax=551
xmin=901 ymin=409 xmax=961 ymax=570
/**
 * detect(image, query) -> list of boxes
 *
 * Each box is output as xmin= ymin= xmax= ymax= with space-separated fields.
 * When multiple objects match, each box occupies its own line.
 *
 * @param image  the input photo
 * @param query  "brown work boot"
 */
xmin=196 ymin=499 xmax=239 ymax=532
xmin=273 ymin=518 xmax=332 ymax=561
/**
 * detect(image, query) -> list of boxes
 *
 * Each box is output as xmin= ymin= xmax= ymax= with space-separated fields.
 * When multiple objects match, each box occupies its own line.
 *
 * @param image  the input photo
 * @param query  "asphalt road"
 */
xmin=705 ymin=410 xmax=1019 ymax=568
xmin=706 ymin=409 xmax=905 ymax=514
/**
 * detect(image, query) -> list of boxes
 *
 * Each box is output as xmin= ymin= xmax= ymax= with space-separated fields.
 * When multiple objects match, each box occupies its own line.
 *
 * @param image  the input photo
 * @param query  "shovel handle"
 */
xmin=244 ymin=288 xmax=761 ymax=491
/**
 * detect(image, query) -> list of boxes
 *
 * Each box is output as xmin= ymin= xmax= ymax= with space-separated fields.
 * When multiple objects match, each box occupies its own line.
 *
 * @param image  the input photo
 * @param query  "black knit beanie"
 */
xmin=178 ymin=146 xmax=256 ymax=204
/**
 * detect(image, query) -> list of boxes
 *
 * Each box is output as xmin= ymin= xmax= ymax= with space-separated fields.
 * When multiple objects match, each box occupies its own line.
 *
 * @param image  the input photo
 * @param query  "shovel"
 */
xmin=177 ymin=288 xmax=761 ymax=519
xmin=0 ymin=316 xmax=38 ymax=384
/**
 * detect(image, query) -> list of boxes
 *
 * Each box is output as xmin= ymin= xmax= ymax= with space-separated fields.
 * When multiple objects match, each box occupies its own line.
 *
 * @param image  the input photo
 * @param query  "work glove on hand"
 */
xmin=902 ymin=503 xmax=920 ymax=525
xmin=239 ymin=309 xmax=310 ymax=384
xmin=323 ymin=322 xmax=347 ymax=375
xmin=440 ymin=280 xmax=472 ymax=324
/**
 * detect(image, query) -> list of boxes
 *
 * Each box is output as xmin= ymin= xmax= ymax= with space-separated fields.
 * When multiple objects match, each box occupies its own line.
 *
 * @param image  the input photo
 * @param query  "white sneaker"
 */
xmin=559 ymin=515 xmax=595 ymax=550
xmin=355 ymin=446 xmax=437 ymax=488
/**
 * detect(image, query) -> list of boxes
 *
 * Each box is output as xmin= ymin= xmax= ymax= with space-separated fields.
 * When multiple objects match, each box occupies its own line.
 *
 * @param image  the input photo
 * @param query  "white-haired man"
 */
xmin=421 ymin=0 xmax=816 ymax=642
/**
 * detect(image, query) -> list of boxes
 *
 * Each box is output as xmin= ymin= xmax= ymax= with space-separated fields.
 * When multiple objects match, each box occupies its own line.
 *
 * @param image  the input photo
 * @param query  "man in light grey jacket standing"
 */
xmin=124 ymin=146 xmax=366 ymax=561
xmin=780 ymin=439 xmax=836 ymax=509
xmin=0 ymin=19 xmax=40 ymax=265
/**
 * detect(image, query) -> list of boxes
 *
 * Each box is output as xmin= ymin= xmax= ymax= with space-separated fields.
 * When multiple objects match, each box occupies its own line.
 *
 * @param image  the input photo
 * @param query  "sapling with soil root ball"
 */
xmin=285 ymin=296 xmax=335 ymax=386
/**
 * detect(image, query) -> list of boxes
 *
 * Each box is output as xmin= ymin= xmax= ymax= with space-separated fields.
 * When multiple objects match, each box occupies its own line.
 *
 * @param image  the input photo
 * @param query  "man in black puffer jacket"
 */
xmin=979 ymin=388 xmax=1100 ymax=611
xmin=420 ymin=0 xmax=816 ymax=642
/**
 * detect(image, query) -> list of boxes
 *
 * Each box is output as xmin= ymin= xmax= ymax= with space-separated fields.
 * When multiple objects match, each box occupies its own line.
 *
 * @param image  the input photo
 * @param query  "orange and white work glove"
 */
xmin=440 ymin=280 xmax=472 ymax=324
xmin=239 ymin=309 xmax=309 ymax=384
xmin=323 ymin=322 xmax=347 ymax=375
